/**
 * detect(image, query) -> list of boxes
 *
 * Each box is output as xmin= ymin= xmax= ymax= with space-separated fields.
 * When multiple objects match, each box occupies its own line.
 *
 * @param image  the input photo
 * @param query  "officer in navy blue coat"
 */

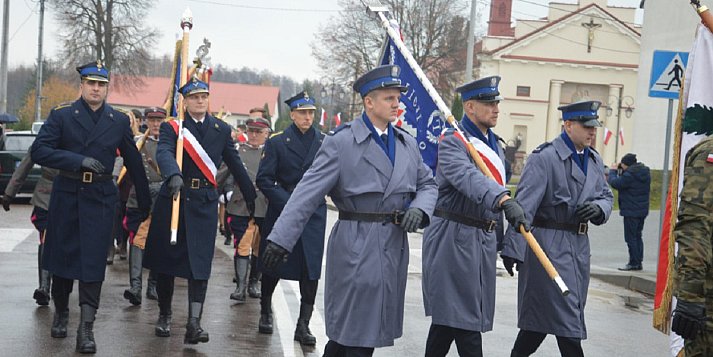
xmin=143 ymin=78 xmax=257 ymax=344
xmin=254 ymin=91 xmax=326 ymax=345
xmin=31 ymin=61 xmax=152 ymax=354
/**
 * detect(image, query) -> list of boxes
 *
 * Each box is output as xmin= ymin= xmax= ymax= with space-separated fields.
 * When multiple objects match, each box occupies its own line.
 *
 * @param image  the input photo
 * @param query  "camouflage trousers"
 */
xmin=684 ymin=322 xmax=713 ymax=356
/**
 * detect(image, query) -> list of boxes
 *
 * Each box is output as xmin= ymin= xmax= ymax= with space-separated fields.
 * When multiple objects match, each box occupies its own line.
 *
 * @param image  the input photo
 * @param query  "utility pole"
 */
xmin=35 ymin=0 xmax=45 ymax=122
xmin=0 ymin=0 xmax=10 ymax=113
xmin=465 ymin=0 xmax=477 ymax=82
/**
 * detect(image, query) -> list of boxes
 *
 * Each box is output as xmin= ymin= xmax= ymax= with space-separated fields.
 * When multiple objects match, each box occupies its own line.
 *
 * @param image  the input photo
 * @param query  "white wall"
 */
xmin=633 ymin=2 xmax=700 ymax=169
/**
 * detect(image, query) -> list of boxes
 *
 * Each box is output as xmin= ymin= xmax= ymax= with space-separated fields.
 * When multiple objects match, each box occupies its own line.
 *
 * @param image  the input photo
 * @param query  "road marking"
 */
xmin=285 ymin=280 xmax=326 ymax=356
xmin=0 ymin=229 xmax=34 ymax=252
xmin=273 ymin=282 xmax=304 ymax=357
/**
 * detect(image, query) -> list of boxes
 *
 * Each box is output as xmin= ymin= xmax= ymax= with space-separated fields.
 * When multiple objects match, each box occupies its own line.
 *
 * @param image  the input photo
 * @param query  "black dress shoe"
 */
xmin=618 ymin=264 xmax=642 ymax=271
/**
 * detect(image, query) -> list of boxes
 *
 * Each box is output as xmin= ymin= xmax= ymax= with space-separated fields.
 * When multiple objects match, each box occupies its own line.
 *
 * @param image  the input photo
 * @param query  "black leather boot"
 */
xmin=123 ymin=245 xmax=143 ymax=306
xmin=34 ymin=244 xmax=51 ymax=305
xmin=184 ymin=302 xmax=209 ymax=344
xmin=258 ymin=303 xmax=273 ymax=334
xmin=248 ymin=255 xmax=261 ymax=298
xmin=294 ymin=303 xmax=316 ymax=345
xmin=146 ymin=271 xmax=158 ymax=300
xmin=155 ymin=312 xmax=172 ymax=337
xmin=51 ymin=309 xmax=69 ymax=338
xmin=76 ymin=305 xmax=97 ymax=354
xmin=230 ymin=256 xmax=249 ymax=303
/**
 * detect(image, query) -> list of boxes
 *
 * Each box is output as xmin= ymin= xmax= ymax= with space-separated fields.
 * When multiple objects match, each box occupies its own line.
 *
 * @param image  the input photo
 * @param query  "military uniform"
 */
xmin=422 ymin=76 xmax=513 ymax=357
xmin=122 ymin=107 xmax=167 ymax=306
xmin=217 ymin=116 xmax=270 ymax=303
xmin=672 ymin=137 xmax=713 ymax=356
xmin=262 ymin=65 xmax=438 ymax=356
xmin=502 ymin=101 xmax=613 ymax=357
xmin=255 ymin=92 xmax=326 ymax=344
xmin=2 ymin=148 xmax=58 ymax=305
xmin=31 ymin=61 xmax=151 ymax=353
xmin=142 ymin=78 xmax=256 ymax=344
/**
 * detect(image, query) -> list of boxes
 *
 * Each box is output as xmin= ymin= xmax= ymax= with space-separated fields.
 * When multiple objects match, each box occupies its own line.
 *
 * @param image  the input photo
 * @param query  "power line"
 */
xmin=514 ymin=0 xmax=641 ymax=27
xmin=186 ymin=0 xmax=350 ymax=13
xmin=9 ymin=1 xmax=37 ymax=43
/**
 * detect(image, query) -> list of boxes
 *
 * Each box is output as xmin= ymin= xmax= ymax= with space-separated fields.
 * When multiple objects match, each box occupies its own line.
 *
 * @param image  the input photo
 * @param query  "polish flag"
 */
xmin=619 ymin=127 xmax=625 ymax=146
xmin=603 ymin=127 xmax=613 ymax=145
xmin=334 ymin=112 xmax=341 ymax=126
xmin=320 ymin=108 xmax=326 ymax=127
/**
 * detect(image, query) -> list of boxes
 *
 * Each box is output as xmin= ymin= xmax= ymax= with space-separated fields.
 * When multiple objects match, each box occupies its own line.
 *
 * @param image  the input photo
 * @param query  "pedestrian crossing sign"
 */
xmin=649 ymin=50 xmax=689 ymax=99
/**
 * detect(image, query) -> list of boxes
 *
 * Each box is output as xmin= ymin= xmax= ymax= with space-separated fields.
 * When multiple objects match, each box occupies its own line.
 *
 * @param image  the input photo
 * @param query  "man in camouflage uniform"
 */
xmin=122 ymin=107 xmax=166 ymax=305
xmin=671 ymin=136 xmax=713 ymax=356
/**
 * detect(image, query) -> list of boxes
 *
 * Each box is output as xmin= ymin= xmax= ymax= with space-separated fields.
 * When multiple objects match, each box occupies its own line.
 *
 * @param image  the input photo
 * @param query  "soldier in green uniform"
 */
xmin=671 ymin=136 xmax=713 ymax=357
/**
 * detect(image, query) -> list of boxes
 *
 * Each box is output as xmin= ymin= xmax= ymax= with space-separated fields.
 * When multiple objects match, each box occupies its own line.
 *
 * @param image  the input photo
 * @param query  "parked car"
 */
xmin=0 ymin=130 xmax=41 ymax=195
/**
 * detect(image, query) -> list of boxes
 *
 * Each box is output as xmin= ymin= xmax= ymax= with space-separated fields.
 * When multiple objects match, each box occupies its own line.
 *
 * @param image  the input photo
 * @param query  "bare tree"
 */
xmin=312 ymin=0 xmax=468 ymax=97
xmin=49 ymin=0 xmax=160 ymax=91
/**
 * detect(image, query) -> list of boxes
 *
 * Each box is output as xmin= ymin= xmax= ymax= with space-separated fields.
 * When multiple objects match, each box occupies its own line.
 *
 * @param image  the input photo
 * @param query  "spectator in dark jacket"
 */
xmin=607 ymin=153 xmax=651 ymax=271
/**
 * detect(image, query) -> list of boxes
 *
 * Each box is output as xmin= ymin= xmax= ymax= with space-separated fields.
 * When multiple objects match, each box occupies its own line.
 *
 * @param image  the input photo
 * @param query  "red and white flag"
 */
xmin=450 ymin=131 xmax=506 ymax=186
xmin=618 ymin=127 xmax=625 ymax=146
xmin=334 ymin=112 xmax=341 ymax=126
xmin=320 ymin=108 xmax=327 ymax=128
xmin=603 ymin=127 xmax=613 ymax=145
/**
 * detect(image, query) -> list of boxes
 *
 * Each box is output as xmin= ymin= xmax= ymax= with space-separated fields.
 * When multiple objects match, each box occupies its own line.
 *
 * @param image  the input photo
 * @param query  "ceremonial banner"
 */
xmin=379 ymin=36 xmax=445 ymax=173
xmin=654 ymin=25 xmax=713 ymax=356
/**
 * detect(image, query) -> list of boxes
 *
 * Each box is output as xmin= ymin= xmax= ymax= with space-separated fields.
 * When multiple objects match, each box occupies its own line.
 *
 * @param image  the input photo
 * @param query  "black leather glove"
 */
xmin=0 ymin=195 xmax=11 ymax=212
xmin=575 ymin=203 xmax=603 ymax=223
xmin=81 ymin=157 xmax=105 ymax=173
xmin=672 ymin=300 xmax=707 ymax=340
xmin=262 ymin=241 xmax=290 ymax=271
xmin=400 ymin=207 xmax=424 ymax=233
xmin=501 ymin=198 xmax=531 ymax=232
xmin=167 ymin=175 xmax=184 ymax=199
xmin=246 ymin=200 xmax=256 ymax=218
xmin=502 ymin=255 xmax=522 ymax=277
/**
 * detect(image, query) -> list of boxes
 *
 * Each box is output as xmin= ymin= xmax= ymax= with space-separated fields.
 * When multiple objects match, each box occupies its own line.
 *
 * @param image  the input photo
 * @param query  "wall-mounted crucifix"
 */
xmin=581 ymin=18 xmax=602 ymax=53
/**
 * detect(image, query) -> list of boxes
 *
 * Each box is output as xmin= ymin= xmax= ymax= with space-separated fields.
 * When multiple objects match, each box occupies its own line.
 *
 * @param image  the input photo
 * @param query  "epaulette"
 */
xmin=394 ymin=125 xmax=412 ymax=137
xmin=588 ymin=146 xmax=599 ymax=155
xmin=532 ymin=142 xmax=552 ymax=154
xmin=328 ymin=122 xmax=352 ymax=136
xmin=270 ymin=131 xmax=283 ymax=138
xmin=441 ymin=128 xmax=457 ymax=136
xmin=51 ymin=102 xmax=72 ymax=111
xmin=497 ymin=135 xmax=507 ymax=146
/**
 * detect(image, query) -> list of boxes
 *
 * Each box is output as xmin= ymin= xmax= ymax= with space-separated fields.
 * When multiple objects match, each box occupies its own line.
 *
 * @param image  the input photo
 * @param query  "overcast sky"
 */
xmin=2 ymin=0 xmax=642 ymax=82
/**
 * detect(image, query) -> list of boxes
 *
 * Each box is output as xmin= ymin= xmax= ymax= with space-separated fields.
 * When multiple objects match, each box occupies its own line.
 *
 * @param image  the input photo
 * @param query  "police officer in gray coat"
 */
xmin=501 ymin=101 xmax=614 ymax=357
xmin=422 ymin=76 xmax=530 ymax=357
xmin=261 ymin=65 xmax=438 ymax=357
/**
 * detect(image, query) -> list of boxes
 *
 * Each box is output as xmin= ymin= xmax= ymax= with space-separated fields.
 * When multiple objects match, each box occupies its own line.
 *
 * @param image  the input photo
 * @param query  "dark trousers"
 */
xmin=512 ymin=329 xmax=583 ymax=357
xmin=623 ymin=216 xmax=645 ymax=266
xmin=51 ymin=276 xmax=103 ymax=310
xmin=260 ymin=274 xmax=318 ymax=313
xmin=155 ymin=273 xmax=208 ymax=314
xmin=323 ymin=340 xmax=374 ymax=357
xmin=425 ymin=323 xmax=482 ymax=357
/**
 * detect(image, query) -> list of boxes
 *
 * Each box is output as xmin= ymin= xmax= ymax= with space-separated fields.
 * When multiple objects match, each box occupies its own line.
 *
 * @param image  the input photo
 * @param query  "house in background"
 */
xmin=108 ymin=76 xmax=280 ymax=128
xmin=478 ymin=0 xmax=641 ymax=173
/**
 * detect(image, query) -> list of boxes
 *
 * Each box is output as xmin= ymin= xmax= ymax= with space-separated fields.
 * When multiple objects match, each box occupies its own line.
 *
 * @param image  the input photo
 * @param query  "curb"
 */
xmin=591 ymin=271 xmax=656 ymax=296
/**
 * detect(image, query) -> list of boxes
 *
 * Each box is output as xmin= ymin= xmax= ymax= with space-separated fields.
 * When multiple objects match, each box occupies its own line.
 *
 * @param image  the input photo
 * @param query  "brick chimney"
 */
xmin=488 ymin=0 xmax=514 ymax=37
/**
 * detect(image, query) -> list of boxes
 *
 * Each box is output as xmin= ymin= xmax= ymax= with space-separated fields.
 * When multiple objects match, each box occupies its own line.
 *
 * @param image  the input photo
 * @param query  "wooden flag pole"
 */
xmin=170 ymin=8 xmax=193 ymax=246
xmin=362 ymin=0 xmax=569 ymax=295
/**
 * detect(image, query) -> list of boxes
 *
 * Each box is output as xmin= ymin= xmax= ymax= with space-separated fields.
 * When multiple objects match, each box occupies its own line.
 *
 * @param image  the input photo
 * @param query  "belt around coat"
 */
xmin=338 ymin=210 xmax=405 ymax=225
xmin=532 ymin=217 xmax=588 ymax=235
xmin=183 ymin=177 xmax=213 ymax=189
xmin=434 ymin=208 xmax=497 ymax=232
xmin=59 ymin=170 xmax=113 ymax=183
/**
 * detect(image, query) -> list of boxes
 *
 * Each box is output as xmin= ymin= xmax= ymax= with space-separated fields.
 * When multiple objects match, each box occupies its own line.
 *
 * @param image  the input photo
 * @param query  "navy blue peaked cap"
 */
xmin=285 ymin=91 xmax=316 ymax=111
xmin=456 ymin=76 xmax=502 ymax=102
xmin=558 ymin=100 xmax=602 ymax=127
xmin=76 ymin=60 xmax=109 ymax=82
xmin=353 ymin=65 xmax=407 ymax=97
